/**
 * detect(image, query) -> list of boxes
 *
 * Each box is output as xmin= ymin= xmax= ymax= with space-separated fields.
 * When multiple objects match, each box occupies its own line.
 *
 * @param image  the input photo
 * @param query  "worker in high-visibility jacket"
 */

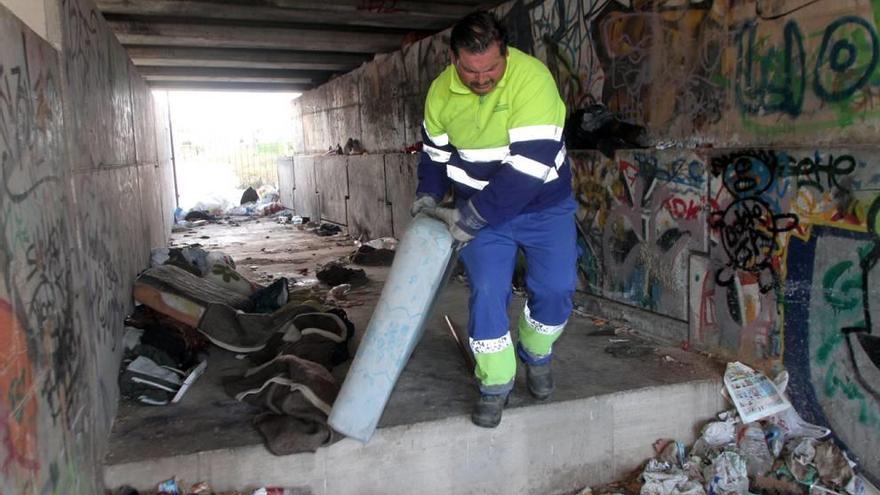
xmin=412 ymin=11 xmax=576 ymax=428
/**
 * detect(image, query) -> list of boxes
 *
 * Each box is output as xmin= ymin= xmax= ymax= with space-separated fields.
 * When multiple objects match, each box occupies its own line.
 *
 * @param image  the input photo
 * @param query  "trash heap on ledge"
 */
xmin=588 ymin=362 xmax=879 ymax=495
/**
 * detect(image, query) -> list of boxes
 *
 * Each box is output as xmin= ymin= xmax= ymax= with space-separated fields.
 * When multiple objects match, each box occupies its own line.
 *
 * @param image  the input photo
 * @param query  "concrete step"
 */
xmin=104 ymin=378 xmax=723 ymax=494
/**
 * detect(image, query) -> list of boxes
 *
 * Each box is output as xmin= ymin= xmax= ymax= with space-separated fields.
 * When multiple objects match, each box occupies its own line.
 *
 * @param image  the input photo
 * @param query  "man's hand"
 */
xmin=410 ymin=195 xmax=437 ymax=217
xmin=422 ymin=201 xmax=487 ymax=244
xmin=423 ymin=207 xmax=473 ymax=243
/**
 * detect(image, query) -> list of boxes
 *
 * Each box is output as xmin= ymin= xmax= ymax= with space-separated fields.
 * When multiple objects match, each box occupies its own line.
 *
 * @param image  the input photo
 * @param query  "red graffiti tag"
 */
xmin=664 ymin=197 xmax=702 ymax=219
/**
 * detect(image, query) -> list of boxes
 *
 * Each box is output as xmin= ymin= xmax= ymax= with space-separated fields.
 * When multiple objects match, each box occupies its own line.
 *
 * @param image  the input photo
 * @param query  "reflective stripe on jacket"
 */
xmin=416 ymin=47 xmax=571 ymax=226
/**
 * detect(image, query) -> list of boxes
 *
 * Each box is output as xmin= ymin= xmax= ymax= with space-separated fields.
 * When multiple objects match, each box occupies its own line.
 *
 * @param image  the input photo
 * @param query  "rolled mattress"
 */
xmin=328 ymin=214 xmax=454 ymax=442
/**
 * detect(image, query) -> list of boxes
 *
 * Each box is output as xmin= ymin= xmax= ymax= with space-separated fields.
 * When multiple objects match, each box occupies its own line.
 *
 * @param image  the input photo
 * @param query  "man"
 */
xmin=411 ymin=11 xmax=576 ymax=428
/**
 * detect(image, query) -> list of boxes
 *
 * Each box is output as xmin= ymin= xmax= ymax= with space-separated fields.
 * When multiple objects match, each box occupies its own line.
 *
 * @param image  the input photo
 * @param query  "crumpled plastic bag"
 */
xmin=641 ymin=473 xmax=705 ymax=495
xmin=702 ymin=421 xmax=736 ymax=446
xmin=703 ymin=451 xmax=749 ymax=495
xmin=765 ymin=371 xmax=831 ymax=440
xmin=786 ymin=438 xmax=818 ymax=484
xmin=641 ymin=458 xmax=706 ymax=495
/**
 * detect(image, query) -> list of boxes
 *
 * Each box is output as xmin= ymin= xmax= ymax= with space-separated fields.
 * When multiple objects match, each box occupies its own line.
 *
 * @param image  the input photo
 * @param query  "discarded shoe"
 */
xmin=471 ymin=393 xmax=509 ymax=428
xmin=526 ymin=362 xmax=554 ymax=400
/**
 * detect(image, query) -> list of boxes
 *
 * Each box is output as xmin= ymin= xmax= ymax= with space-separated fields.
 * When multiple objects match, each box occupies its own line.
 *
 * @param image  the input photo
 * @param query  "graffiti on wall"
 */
xmin=571 ymin=144 xmax=880 ymax=478
xmin=517 ymin=0 xmax=606 ymax=108
xmin=785 ymin=221 xmax=880 ymax=478
xmin=593 ymin=0 xmax=726 ymax=135
xmin=734 ymin=10 xmax=880 ymax=132
xmin=488 ymin=0 xmax=880 ymax=146
xmin=0 ymin=16 xmax=83 ymax=494
xmin=2 ymin=0 xmax=166 ymax=491
xmin=572 ymin=149 xmax=708 ymax=320
xmin=61 ymin=0 xmax=134 ymax=168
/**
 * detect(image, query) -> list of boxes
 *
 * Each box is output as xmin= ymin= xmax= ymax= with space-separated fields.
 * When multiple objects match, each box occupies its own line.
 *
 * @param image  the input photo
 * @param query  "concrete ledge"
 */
xmin=105 ymin=379 xmax=723 ymax=494
xmin=576 ymin=292 xmax=689 ymax=345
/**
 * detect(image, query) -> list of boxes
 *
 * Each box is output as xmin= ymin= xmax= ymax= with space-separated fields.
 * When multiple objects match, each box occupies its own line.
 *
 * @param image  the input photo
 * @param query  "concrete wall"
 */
xmin=0 ymin=0 xmax=173 ymax=492
xmin=285 ymin=0 xmax=880 ymax=481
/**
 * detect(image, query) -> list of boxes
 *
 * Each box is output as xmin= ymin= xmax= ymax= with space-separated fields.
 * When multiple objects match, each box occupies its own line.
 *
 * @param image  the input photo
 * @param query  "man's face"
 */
xmin=453 ymin=42 xmax=507 ymax=95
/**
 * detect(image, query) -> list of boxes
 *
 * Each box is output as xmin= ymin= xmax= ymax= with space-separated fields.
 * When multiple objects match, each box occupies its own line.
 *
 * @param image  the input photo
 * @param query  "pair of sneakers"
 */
xmin=471 ymin=362 xmax=554 ymax=428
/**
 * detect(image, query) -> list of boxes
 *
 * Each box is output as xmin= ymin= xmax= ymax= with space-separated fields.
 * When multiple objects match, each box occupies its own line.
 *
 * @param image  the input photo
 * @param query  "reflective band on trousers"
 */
xmin=469 ymin=332 xmax=512 ymax=354
xmin=523 ymin=304 xmax=566 ymax=335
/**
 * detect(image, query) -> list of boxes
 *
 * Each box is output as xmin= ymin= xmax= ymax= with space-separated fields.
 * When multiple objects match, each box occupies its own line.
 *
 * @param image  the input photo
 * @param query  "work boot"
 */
xmin=471 ymin=393 xmax=509 ymax=428
xmin=526 ymin=362 xmax=554 ymax=400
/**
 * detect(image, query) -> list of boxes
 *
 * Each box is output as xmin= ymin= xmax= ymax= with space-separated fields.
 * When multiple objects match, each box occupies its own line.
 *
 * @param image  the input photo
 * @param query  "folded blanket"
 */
xmin=198 ymin=303 xmax=325 ymax=353
xmin=247 ymin=310 xmax=353 ymax=368
xmin=226 ymin=354 xmax=340 ymax=455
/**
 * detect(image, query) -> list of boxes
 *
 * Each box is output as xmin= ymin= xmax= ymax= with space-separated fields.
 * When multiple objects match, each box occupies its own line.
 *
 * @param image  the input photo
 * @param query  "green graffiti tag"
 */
xmin=824 ymin=362 xmax=880 ymax=428
xmin=822 ymin=260 xmax=863 ymax=311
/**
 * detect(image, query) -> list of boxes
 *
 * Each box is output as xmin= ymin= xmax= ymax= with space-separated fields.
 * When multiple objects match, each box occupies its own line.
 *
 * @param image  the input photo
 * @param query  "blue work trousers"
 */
xmin=459 ymin=196 xmax=577 ymax=394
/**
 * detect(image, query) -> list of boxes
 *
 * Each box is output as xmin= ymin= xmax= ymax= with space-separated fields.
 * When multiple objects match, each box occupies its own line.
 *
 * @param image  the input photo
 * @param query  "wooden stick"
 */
xmin=444 ymin=314 xmax=475 ymax=372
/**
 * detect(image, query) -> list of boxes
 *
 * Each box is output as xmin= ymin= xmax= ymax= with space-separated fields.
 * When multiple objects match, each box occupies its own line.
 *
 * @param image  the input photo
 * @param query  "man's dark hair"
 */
xmin=450 ymin=11 xmax=508 ymax=57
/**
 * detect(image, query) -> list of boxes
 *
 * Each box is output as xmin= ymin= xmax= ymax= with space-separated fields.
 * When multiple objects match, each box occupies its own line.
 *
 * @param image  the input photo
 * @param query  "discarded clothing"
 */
xmin=184 ymin=210 xmax=214 ymax=222
xmin=316 ymin=223 xmax=342 ymax=236
xmin=119 ymin=355 xmax=183 ymax=405
xmin=125 ymin=304 xmax=207 ymax=355
xmin=250 ymin=309 xmax=353 ymax=369
xmin=197 ymin=303 xmax=285 ymax=353
xmin=351 ymin=245 xmax=395 ymax=266
xmin=226 ymin=354 xmax=340 ymax=455
xmin=134 ymin=264 xmax=254 ymax=327
xmin=316 ymin=263 xmax=366 ymax=286
xmin=249 ymin=277 xmax=289 ymax=313
xmin=247 ymin=303 xmax=327 ymax=363
xmin=150 ymin=246 xmax=237 ymax=279
xmin=563 ymin=103 xmax=649 ymax=157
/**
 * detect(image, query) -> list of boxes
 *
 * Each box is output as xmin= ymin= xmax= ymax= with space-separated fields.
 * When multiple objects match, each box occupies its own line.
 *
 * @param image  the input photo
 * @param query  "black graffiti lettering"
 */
xmin=710 ymin=151 xmax=798 ymax=293
xmin=780 ymin=153 xmax=857 ymax=192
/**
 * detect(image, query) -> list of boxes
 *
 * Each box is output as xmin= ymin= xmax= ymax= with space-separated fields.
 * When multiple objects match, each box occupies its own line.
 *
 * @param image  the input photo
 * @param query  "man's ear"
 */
xmin=448 ymin=48 xmax=457 ymax=65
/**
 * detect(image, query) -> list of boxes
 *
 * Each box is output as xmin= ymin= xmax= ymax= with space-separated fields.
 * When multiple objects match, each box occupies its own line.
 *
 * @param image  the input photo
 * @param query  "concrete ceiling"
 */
xmin=97 ymin=0 xmax=500 ymax=92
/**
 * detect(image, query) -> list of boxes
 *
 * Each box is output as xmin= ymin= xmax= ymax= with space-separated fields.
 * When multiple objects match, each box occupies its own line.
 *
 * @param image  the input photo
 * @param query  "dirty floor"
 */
xmin=104 ymin=217 xmax=724 ymax=467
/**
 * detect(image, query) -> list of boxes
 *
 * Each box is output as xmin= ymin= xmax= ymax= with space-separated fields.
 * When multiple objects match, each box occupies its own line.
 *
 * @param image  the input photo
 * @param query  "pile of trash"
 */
xmin=113 ymin=479 xmax=308 ymax=495
xmin=173 ymin=186 xmax=293 ymax=230
xmin=121 ymin=244 xmax=355 ymax=456
xmin=226 ymin=186 xmax=287 ymax=217
xmin=588 ymin=362 xmax=878 ymax=495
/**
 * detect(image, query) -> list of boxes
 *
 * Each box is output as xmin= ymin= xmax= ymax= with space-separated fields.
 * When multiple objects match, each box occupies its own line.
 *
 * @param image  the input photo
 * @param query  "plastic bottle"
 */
xmin=764 ymin=423 xmax=785 ymax=458
xmin=737 ymin=422 xmax=774 ymax=476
